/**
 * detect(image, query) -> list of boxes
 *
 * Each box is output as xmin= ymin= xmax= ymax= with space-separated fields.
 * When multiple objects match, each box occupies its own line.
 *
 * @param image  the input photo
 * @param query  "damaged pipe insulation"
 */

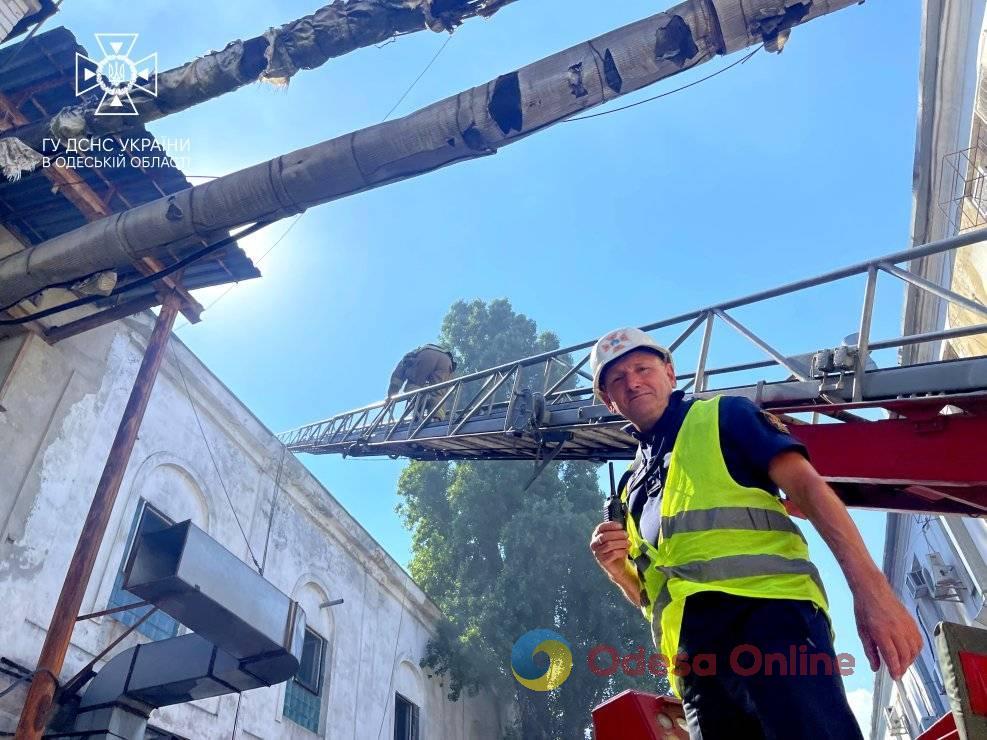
xmin=0 ymin=0 xmax=523 ymax=162
xmin=0 ymin=0 xmax=861 ymax=309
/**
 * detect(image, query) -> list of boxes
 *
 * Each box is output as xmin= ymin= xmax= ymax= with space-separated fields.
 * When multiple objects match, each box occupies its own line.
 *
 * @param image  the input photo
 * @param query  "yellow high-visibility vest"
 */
xmin=620 ymin=397 xmax=830 ymax=694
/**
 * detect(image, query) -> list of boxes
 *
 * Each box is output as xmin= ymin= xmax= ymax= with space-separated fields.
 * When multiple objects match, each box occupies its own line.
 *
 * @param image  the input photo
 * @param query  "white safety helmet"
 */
xmin=590 ymin=327 xmax=672 ymax=399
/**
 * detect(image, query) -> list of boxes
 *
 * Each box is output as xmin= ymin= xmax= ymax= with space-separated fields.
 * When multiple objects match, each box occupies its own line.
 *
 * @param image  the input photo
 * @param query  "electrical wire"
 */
xmin=919 ymin=516 xmax=938 ymax=555
xmin=0 ymin=671 xmax=33 ymax=700
xmin=171 ymin=342 xmax=262 ymax=572
xmin=19 ymin=28 xmax=453 ymax=328
xmin=7 ymin=42 xmax=753 ymax=327
xmin=178 ymin=30 xmax=455 ymax=328
xmin=374 ymin=593 xmax=408 ymax=740
xmin=229 ymin=692 xmax=244 ymax=740
xmin=0 ymin=220 xmax=274 ymax=325
xmin=259 ymin=443 xmax=288 ymax=575
xmin=564 ymin=46 xmax=762 ymax=123
xmin=382 ymin=32 xmax=453 ymax=122
xmin=174 ymin=214 xmax=303 ymax=331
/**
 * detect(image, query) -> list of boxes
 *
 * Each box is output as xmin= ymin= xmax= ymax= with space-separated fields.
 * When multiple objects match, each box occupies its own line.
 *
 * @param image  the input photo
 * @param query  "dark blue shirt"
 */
xmin=625 ymin=391 xmax=807 ymax=545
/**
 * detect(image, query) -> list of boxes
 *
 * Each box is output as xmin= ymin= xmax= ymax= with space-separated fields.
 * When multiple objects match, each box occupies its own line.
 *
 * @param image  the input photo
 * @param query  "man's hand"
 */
xmin=770 ymin=451 xmax=923 ymax=679
xmin=590 ymin=522 xmax=642 ymax=607
xmin=854 ymin=583 xmax=923 ymax=680
xmin=590 ymin=521 xmax=631 ymax=577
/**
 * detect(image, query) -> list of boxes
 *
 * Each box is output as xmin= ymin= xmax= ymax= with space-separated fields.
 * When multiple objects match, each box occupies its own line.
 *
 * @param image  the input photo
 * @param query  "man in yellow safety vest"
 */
xmin=588 ymin=327 xmax=921 ymax=738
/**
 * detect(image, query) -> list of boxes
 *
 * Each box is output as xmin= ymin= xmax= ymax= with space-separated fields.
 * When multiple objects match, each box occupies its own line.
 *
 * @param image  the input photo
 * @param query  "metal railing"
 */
xmin=279 ymin=226 xmax=987 ymax=455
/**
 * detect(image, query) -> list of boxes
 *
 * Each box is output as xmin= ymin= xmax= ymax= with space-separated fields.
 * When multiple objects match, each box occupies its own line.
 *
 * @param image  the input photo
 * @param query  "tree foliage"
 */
xmin=397 ymin=299 xmax=664 ymax=739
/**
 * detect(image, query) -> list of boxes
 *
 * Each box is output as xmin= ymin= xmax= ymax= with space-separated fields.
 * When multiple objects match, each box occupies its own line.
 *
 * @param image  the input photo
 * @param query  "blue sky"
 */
xmin=57 ymin=0 xmax=920 ymax=716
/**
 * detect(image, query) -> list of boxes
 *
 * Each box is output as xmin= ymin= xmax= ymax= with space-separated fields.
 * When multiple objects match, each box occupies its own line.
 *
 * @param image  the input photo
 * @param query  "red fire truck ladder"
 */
xmin=279 ymin=227 xmax=987 ymax=517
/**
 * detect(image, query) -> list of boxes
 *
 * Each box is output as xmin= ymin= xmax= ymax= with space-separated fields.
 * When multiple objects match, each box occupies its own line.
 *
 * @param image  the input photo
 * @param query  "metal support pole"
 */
xmin=693 ymin=312 xmax=714 ymax=394
xmin=75 ymin=601 xmax=152 ymax=621
xmin=714 ymin=309 xmax=810 ymax=381
xmin=503 ymin=367 xmax=526 ymax=433
xmin=880 ymin=262 xmax=987 ymax=320
xmin=669 ymin=314 xmax=707 ymax=353
xmin=544 ymin=354 xmax=590 ymax=397
xmin=854 ymin=266 xmax=877 ymax=402
xmin=15 ymin=294 xmax=181 ymax=740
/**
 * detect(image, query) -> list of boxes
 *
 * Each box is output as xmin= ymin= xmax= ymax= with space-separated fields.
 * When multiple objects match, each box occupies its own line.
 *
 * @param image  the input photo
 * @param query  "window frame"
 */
xmin=123 ymin=500 xmax=172 ymax=561
xmin=294 ymin=627 xmax=326 ymax=696
xmin=394 ymin=692 xmax=420 ymax=740
xmin=106 ymin=500 xmax=180 ymax=641
xmin=283 ymin=626 xmax=328 ymax=733
xmin=969 ymin=120 xmax=987 ymax=221
xmin=912 ymin=603 xmax=947 ymax=717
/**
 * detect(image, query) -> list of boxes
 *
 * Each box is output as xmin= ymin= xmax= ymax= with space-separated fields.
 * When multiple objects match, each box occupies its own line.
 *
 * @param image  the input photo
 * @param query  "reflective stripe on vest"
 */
xmin=618 ymin=396 xmax=830 ymax=695
xmin=661 ymin=507 xmax=807 ymax=542
xmin=650 ymin=553 xmax=829 ymax=624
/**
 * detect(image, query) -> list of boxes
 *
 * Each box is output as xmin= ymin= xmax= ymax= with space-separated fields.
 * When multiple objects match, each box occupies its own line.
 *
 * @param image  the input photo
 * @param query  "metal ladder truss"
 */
xmin=280 ymin=227 xmax=987 ymax=516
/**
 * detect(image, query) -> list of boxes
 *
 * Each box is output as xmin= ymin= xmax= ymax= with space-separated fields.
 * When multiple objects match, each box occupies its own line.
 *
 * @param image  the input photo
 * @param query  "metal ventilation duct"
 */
xmin=123 ymin=520 xmax=305 ymax=683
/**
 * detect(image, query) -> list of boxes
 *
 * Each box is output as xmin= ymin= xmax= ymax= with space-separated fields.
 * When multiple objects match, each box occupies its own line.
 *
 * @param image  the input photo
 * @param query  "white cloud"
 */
xmin=847 ymin=687 xmax=874 ymax=734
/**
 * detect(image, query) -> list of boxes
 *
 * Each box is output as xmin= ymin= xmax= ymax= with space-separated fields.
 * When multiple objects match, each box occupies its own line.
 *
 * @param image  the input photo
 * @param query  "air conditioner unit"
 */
xmin=906 ymin=565 xmax=932 ymax=600
xmin=907 ymin=553 xmax=968 ymax=603
xmin=927 ymin=552 xmax=968 ymax=602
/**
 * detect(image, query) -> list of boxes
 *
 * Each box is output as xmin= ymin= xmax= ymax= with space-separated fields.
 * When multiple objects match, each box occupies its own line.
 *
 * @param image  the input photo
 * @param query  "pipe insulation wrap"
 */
xmin=0 ymin=0 xmax=864 ymax=307
xmin=709 ymin=0 xmax=862 ymax=52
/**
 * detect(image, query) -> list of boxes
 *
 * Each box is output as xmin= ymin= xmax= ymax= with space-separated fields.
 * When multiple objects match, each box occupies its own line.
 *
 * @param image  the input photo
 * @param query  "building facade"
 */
xmin=0 ymin=297 xmax=505 ymax=739
xmin=871 ymin=1 xmax=987 ymax=737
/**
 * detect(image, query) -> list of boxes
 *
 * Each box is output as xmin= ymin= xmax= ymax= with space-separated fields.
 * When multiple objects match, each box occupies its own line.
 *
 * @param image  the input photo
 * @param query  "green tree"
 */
xmin=397 ymin=299 xmax=665 ymax=739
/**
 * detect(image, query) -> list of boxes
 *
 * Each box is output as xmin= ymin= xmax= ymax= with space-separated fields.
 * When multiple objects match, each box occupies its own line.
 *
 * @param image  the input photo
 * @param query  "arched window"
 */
xmin=393 ymin=660 xmax=424 ymax=740
xmin=106 ymin=500 xmax=180 ymax=641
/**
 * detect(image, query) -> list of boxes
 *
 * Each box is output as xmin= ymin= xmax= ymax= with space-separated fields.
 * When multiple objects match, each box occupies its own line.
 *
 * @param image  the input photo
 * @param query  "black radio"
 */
xmin=604 ymin=462 xmax=626 ymax=528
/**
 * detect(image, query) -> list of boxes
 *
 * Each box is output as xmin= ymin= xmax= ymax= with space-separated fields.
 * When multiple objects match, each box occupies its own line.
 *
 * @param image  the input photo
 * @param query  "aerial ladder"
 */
xmin=279 ymin=226 xmax=987 ymax=739
xmin=281 ymin=227 xmax=987 ymax=518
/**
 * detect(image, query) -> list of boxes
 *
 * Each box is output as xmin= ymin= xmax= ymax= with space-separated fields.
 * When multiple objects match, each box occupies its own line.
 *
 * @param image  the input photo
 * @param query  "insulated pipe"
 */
xmin=0 ymin=0 xmax=862 ymax=309
xmin=0 ymin=0 xmax=525 ymax=155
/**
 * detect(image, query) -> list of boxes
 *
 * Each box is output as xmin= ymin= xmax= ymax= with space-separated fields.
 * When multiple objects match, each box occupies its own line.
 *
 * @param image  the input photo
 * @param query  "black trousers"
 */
xmin=676 ymin=591 xmax=864 ymax=740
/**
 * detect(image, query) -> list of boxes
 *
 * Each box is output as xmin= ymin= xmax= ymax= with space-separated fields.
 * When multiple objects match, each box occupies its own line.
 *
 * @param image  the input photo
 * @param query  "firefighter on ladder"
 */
xmin=588 ymin=328 xmax=922 ymax=739
xmin=387 ymin=344 xmax=457 ymax=421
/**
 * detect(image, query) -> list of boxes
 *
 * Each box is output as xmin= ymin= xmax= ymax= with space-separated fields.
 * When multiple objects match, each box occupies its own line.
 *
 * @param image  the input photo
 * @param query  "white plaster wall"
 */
xmin=0 ymin=313 xmax=505 ymax=739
